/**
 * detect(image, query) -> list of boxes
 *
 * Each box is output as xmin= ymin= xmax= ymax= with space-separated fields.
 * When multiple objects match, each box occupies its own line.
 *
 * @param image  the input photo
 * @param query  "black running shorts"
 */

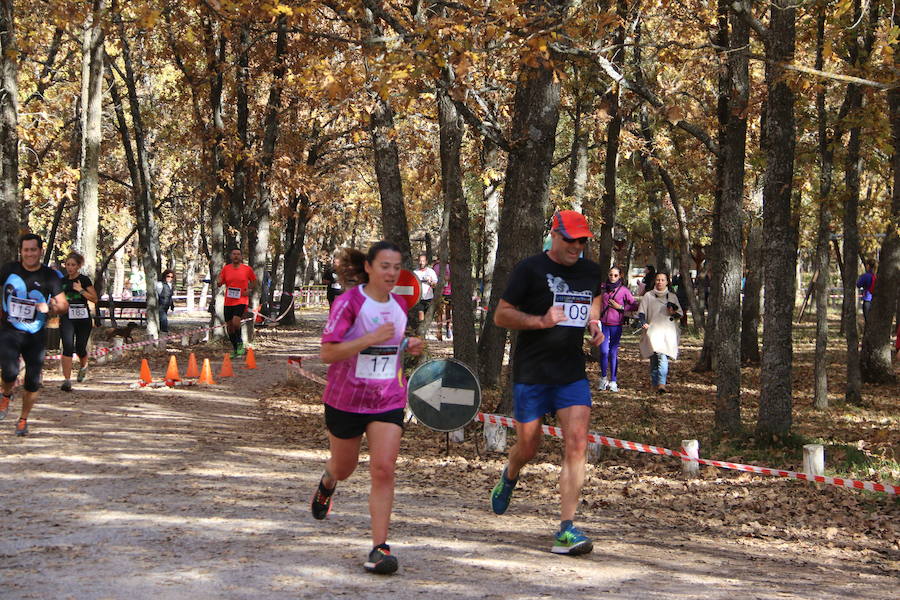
xmin=324 ymin=404 xmax=405 ymax=439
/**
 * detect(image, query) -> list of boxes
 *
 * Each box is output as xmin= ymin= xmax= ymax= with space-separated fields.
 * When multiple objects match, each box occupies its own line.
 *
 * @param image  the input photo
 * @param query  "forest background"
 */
xmin=0 ymin=0 xmax=897 ymax=445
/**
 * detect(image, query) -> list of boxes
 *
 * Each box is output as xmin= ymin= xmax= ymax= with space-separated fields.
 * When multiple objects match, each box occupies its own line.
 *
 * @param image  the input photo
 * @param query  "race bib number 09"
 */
xmin=226 ymin=287 xmax=242 ymax=299
xmin=8 ymin=296 xmax=37 ymax=320
xmin=553 ymin=292 xmax=591 ymax=327
xmin=355 ymin=345 xmax=399 ymax=380
xmin=68 ymin=303 xmax=89 ymax=320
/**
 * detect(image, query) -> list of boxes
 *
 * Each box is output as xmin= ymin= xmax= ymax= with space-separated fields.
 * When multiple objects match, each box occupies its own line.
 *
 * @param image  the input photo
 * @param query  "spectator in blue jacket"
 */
xmin=856 ymin=261 xmax=876 ymax=325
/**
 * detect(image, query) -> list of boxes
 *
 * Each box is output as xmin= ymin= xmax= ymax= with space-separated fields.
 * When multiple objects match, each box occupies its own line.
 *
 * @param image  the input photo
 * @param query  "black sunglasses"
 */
xmin=561 ymin=235 xmax=588 ymax=244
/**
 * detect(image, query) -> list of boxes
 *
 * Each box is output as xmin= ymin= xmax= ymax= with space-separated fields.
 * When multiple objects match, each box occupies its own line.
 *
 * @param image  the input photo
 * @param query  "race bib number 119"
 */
xmin=553 ymin=292 xmax=591 ymax=327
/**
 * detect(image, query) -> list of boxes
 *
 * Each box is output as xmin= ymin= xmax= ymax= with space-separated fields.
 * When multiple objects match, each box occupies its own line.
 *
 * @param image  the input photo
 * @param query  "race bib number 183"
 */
xmin=68 ymin=303 xmax=89 ymax=320
xmin=553 ymin=292 xmax=591 ymax=327
xmin=355 ymin=345 xmax=399 ymax=380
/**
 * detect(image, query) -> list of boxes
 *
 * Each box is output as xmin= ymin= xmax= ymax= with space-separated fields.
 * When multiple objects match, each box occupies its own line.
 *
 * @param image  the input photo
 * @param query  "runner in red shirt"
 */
xmin=217 ymin=248 xmax=257 ymax=356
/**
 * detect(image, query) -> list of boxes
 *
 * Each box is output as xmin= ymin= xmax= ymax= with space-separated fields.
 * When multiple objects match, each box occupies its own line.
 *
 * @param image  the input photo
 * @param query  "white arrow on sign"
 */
xmin=412 ymin=378 xmax=476 ymax=411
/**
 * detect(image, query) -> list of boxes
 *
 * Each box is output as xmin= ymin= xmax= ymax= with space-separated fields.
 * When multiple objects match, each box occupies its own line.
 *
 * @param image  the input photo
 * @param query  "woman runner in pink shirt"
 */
xmin=311 ymin=241 xmax=423 ymax=575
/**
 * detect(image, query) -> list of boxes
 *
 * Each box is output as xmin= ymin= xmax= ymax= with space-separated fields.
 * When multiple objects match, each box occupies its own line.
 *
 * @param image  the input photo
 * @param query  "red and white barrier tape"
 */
xmin=287 ymin=355 xmax=328 ymax=386
xmin=283 ymin=358 xmax=898 ymax=496
xmin=476 ymin=413 xmax=899 ymax=496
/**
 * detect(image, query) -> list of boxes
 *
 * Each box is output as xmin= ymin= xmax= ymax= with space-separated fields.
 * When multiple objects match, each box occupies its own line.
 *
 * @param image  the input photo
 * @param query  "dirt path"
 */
xmin=1 ymin=319 xmax=896 ymax=599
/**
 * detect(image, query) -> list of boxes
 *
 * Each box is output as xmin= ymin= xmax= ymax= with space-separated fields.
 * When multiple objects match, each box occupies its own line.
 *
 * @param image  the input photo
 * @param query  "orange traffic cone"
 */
xmin=245 ymin=347 xmax=257 ymax=369
xmin=185 ymin=352 xmax=200 ymax=378
xmin=139 ymin=358 xmax=152 ymax=386
xmin=198 ymin=358 xmax=216 ymax=384
xmin=219 ymin=354 xmax=234 ymax=378
xmin=165 ymin=355 xmax=181 ymax=383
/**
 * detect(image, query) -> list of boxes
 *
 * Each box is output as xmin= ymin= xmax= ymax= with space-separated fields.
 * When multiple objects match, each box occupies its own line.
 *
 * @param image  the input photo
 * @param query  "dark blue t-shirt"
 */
xmin=501 ymin=253 xmax=602 ymax=385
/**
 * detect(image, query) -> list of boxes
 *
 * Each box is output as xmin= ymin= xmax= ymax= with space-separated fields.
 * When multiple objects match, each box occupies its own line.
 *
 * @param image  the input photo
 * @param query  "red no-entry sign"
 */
xmin=391 ymin=269 xmax=421 ymax=309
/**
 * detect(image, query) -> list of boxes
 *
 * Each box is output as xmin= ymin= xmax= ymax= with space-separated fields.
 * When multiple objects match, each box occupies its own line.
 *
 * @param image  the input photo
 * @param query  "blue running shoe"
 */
xmin=552 ymin=523 xmax=593 ymax=555
xmin=490 ymin=466 xmax=517 ymax=515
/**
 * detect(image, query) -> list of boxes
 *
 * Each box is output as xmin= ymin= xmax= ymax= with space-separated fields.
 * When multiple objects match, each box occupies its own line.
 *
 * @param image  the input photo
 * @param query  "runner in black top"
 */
xmin=489 ymin=210 xmax=604 ymax=556
xmin=0 ymin=234 xmax=68 ymax=435
xmin=59 ymin=251 xmax=98 ymax=392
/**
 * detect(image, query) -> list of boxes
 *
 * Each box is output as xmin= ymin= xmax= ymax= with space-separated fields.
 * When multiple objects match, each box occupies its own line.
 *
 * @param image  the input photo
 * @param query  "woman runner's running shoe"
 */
xmin=77 ymin=367 xmax=88 ymax=383
xmin=311 ymin=477 xmax=335 ymax=520
xmin=364 ymin=544 xmax=398 ymax=574
xmin=552 ymin=523 xmax=593 ymax=555
xmin=15 ymin=418 xmax=28 ymax=436
xmin=0 ymin=394 xmax=10 ymax=420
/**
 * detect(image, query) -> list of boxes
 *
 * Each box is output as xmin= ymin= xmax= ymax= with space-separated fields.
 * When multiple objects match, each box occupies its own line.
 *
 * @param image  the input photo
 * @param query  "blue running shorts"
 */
xmin=513 ymin=379 xmax=591 ymax=423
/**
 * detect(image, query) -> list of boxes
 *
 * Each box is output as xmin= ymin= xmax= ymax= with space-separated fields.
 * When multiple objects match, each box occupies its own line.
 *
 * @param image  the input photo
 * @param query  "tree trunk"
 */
xmin=596 ymin=0 xmax=625 ymax=273
xmin=370 ymin=99 xmax=412 ymax=265
xmin=0 ymin=0 xmax=19 ymax=264
xmin=813 ymin=7 xmax=833 ymax=409
xmin=438 ymin=83 xmax=477 ymax=366
xmin=480 ymin=136 xmax=501 ymax=318
xmin=565 ymin=92 xmax=588 ymax=211
xmin=477 ymin=46 xmax=562 ymax=388
xmin=756 ymin=0 xmax=797 ymax=440
xmin=740 ymin=213 xmax=762 ymax=364
xmin=841 ymin=84 xmax=864 ymax=402
xmin=860 ymin=80 xmax=900 ymax=383
xmin=75 ymin=0 xmax=105 ymax=277
xmin=280 ymin=194 xmax=311 ymax=326
xmin=658 ymin=167 xmax=703 ymax=330
xmin=249 ymin=17 xmax=287 ymax=337
xmin=115 ymin=17 xmax=160 ymax=338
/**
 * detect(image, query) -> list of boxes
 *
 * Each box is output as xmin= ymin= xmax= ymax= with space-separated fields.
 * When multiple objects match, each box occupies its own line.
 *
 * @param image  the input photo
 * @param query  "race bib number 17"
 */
xmin=355 ymin=345 xmax=399 ymax=380
xmin=553 ymin=292 xmax=591 ymax=327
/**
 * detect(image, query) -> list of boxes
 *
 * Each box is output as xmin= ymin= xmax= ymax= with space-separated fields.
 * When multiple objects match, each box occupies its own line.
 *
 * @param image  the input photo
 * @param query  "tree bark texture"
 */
xmin=757 ymin=0 xmax=797 ymax=439
xmin=860 ymin=79 xmax=900 ymax=383
xmin=478 ymin=54 xmax=561 ymax=388
xmin=596 ymin=0 xmax=626 ymax=273
xmin=841 ymin=79 xmax=863 ymax=402
xmin=657 ymin=167 xmax=703 ymax=330
xmin=76 ymin=0 xmax=105 ymax=278
xmin=249 ymin=17 xmax=288 ymax=337
xmin=280 ymin=194 xmax=312 ymax=327
xmin=813 ymin=7 xmax=833 ymax=408
xmin=711 ymin=6 xmax=748 ymax=433
xmin=480 ymin=137 xmax=501 ymax=318
xmin=370 ymin=98 xmax=412 ymax=265
xmin=0 ymin=0 xmax=19 ymax=264
xmin=438 ymin=85 xmax=477 ymax=367
xmin=740 ymin=213 xmax=762 ymax=365
xmin=117 ymin=18 xmax=161 ymax=338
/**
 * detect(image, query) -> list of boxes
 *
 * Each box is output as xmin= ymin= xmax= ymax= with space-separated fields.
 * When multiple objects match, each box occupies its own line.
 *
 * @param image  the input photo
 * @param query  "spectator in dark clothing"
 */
xmin=641 ymin=265 xmax=656 ymax=295
xmin=156 ymin=270 xmax=176 ymax=333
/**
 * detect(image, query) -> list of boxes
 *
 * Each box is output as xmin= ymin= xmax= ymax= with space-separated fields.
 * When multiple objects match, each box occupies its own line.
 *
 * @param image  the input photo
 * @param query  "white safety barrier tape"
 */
xmin=475 ymin=413 xmax=899 ymax=496
xmin=44 ymin=297 xmax=294 ymax=362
